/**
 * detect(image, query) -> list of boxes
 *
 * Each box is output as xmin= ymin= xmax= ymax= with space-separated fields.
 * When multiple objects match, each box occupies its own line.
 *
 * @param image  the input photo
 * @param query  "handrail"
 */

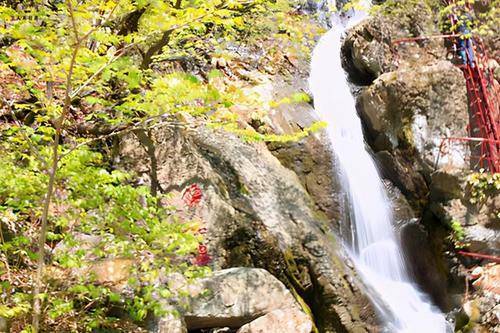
xmin=392 ymin=34 xmax=459 ymax=45
xmin=458 ymin=250 xmax=500 ymax=263
xmin=433 ymin=136 xmax=500 ymax=172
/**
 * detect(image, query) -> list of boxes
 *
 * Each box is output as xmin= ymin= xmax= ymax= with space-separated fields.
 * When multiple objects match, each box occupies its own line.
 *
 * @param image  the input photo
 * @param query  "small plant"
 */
xmin=448 ymin=219 xmax=468 ymax=249
xmin=466 ymin=170 xmax=500 ymax=219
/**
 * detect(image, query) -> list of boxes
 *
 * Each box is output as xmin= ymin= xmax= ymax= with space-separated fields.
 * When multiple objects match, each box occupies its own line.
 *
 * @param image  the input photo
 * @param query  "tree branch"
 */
xmin=31 ymin=1 xmax=83 ymax=330
xmin=140 ymin=29 xmax=173 ymax=69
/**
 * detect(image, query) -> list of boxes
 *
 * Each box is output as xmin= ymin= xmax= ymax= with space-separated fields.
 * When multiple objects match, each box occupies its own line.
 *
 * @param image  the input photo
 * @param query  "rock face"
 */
xmin=357 ymin=60 xmax=468 ymax=205
xmin=119 ymin=126 xmax=378 ymax=332
xmin=342 ymin=1 xmax=469 ymax=212
xmin=154 ymin=268 xmax=312 ymax=332
xmin=341 ymin=0 xmax=499 ymax=324
xmin=341 ymin=1 xmax=444 ymax=85
xmin=341 ymin=16 xmax=395 ymax=83
xmin=430 ymin=182 xmax=500 ymax=256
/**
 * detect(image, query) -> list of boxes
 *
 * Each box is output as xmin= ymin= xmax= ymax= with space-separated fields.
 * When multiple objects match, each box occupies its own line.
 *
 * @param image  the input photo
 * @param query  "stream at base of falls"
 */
xmin=308 ymin=3 xmax=452 ymax=332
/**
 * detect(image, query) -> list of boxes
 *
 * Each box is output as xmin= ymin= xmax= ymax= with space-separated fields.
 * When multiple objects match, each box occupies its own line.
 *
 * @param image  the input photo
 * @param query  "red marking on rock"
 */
xmin=195 ymin=244 xmax=211 ymax=266
xmin=182 ymin=184 xmax=203 ymax=207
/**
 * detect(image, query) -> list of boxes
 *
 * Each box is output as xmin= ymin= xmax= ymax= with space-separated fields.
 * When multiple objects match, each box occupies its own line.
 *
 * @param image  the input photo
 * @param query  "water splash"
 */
xmin=309 ymin=3 xmax=451 ymax=332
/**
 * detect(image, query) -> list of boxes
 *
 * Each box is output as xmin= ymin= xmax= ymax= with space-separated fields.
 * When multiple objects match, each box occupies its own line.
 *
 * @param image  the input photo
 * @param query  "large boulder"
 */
xmin=237 ymin=308 xmax=312 ymax=333
xmin=341 ymin=1 xmax=444 ymax=84
xmin=357 ymin=60 xmax=468 ymax=206
xmin=119 ymin=125 xmax=378 ymax=332
xmin=184 ymin=268 xmax=311 ymax=330
xmin=358 ymin=60 xmax=468 ymax=168
xmin=341 ymin=16 xmax=395 ymax=83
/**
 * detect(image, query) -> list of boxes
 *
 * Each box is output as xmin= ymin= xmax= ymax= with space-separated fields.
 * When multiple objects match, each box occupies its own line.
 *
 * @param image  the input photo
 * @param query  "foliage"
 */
xmin=371 ymin=0 xmax=497 ymax=39
xmin=439 ymin=0 xmax=499 ymax=37
xmin=448 ymin=219 xmax=467 ymax=249
xmin=0 ymin=0 xmax=322 ymax=141
xmin=214 ymin=120 xmax=327 ymax=142
xmin=0 ymin=1 xmax=323 ymax=331
xmin=0 ymin=125 xmax=207 ymax=331
xmin=474 ymin=0 xmax=500 ymax=36
xmin=372 ymin=0 xmax=437 ymax=20
xmin=466 ymin=171 xmax=500 ymax=219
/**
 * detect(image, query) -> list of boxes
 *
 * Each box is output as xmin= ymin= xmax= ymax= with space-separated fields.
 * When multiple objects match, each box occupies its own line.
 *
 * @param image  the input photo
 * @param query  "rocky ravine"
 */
xmin=342 ymin=1 xmax=499 ymax=331
xmin=87 ymin=1 xmax=497 ymax=332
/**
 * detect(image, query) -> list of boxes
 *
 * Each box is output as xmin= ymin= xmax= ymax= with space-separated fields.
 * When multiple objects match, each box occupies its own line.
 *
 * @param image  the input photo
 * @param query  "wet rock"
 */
xmin=384 ymin=179 xmax=416 ymax=226
xmin=268 ymin=133 xmax=345 ymax=233
xmin=387 ymin=183 xmax=452 ymax=308
xmin=236 ymin=308 xmax=312 ymax=333
xmin=400 ymin=220 xmax=450 ymax=308
xmin=262 ymin=29 xmax=345 ymax=227
xmin=375 ymin=150 xmax=429 ymax=205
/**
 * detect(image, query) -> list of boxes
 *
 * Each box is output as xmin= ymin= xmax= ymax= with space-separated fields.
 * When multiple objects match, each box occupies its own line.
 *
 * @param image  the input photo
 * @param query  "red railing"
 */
xmin=458 ymin=250 xmax=500 ymax=263
xmin=391 ymin=10 xmax=500 ymax=172
xmin=434 ymin=136 xmax=500 ymax=172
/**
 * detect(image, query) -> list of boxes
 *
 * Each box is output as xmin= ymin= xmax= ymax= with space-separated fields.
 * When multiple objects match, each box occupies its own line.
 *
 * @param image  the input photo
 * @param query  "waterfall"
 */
xmin=309 ymin=4 xmax=451 ymax=332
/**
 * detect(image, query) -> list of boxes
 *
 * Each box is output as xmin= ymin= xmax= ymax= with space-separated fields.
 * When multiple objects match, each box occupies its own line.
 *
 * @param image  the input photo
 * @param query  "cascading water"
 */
xmin=309 ymin=3 xmax=451 ymax=332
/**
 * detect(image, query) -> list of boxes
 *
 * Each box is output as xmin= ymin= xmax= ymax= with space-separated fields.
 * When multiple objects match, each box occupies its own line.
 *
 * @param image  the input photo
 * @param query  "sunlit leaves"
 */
xmin=0 ymin=2 xmax=324 ymax=328
xmin=0 ymin=132 xmax=204 ymax=329
xmin=466 ymin=171 xmax=500 ymax=207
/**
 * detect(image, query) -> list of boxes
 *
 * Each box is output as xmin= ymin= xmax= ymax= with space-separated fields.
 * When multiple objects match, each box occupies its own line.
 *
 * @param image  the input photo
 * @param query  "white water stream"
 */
xmin=309 ymin=4 xmax=451 ymax=332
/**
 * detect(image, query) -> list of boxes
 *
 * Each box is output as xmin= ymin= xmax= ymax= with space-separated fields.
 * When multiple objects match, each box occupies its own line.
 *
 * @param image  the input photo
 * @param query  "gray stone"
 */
xmin=358 ymin=61 xmax=468 ymax=171
xmin=184 ymin=268 xmax=307 ymax=330
xmin=237 ymin=308 xmax=312 ymax=333
xmin=341 ymin=1 xmax=442 ymax=84
xmin=463 ymin=224 xmax=499 ymax=254
xmin=155 ymin=314 xmax=187 ymax=333
xmin=357 ymin=61 xmax=468 ymax=207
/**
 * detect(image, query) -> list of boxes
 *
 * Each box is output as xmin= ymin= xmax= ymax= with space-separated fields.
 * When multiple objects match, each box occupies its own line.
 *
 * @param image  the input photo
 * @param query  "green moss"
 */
xmin=283 ymin=249 xmax=319 ymax=333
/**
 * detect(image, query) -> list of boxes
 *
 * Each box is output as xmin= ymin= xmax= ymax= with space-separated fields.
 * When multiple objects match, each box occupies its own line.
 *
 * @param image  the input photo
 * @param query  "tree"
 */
xmin=0 ymin=0 xmax=323 ymax=331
